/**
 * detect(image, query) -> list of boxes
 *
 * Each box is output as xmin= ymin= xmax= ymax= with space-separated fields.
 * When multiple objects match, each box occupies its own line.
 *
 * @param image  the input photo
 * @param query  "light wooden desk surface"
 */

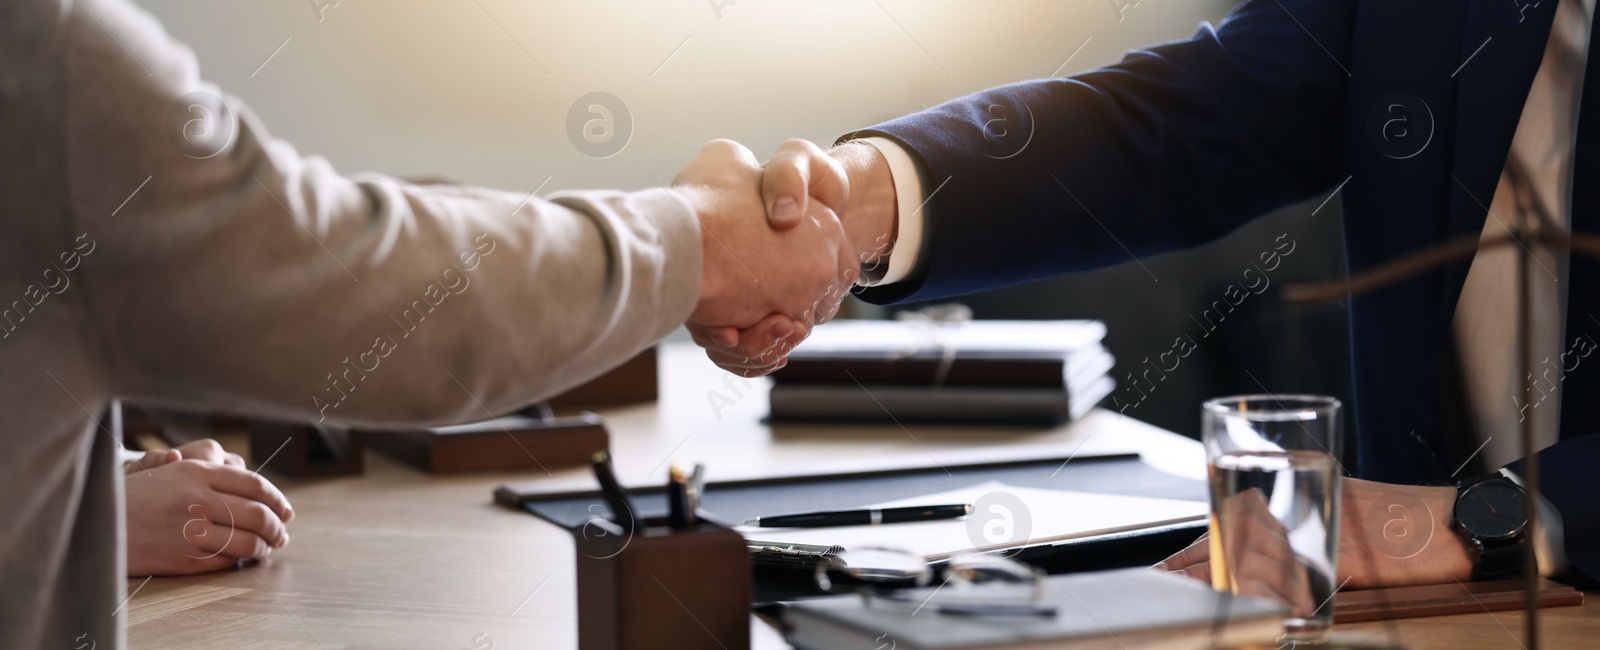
xmin=126 ymin=344 xmax=1595 ymax=649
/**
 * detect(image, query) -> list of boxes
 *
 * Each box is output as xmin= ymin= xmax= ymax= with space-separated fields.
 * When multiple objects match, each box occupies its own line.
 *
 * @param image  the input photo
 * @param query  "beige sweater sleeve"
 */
xmin=64 ymin=0 xmax=702 ymax=427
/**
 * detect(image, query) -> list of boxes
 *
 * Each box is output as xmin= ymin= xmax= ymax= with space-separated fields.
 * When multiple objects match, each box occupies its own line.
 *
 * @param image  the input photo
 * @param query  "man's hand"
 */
xmin=676 ymin=139 xmax=861 ymax=375
xmin=125 ymin=457 xmax=295 ymax=576
xmin=1163 ymin=488 xmax=1316 ymax=616
xmin=125 ymin=438 xmax=248 ymax=474
xmin=685 ymin=139 xmax=901 ymax=374
xmin=1155 ymin=477 xmax=1476 ymax=601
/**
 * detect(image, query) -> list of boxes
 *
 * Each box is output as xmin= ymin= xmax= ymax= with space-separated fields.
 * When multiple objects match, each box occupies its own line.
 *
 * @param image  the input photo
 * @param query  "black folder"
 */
xmin=499 ymin=454 xmax=1208 ymax=603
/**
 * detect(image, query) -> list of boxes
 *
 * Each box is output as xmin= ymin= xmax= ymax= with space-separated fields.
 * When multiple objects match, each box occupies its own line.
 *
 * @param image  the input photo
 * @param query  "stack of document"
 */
xmin=768 ymin=319 xmax=1115 ymax=425
xmin=785 ymin=568 xmax=1283 ymax=650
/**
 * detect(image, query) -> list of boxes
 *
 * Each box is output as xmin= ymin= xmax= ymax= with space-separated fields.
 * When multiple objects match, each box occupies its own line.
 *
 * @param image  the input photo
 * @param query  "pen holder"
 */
xmin=574 ymin=516 xmax=750 ymax=650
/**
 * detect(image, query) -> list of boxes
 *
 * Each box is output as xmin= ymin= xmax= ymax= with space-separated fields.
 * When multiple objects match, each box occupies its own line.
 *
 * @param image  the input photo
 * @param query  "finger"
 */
xmin=762 ymin=140 xmax=847 ymax=230
xmin=746 ymin=338 xmax=798 ymax=370
xmin=1170 ymin=560 xmax=1211 ymax=585
xmin=687 ymin=323 xmax=739 ymax=349
xmin=223 ymin=452 xmax=246 ymax=468
xmin=709 ymin=350 xmax=787 ymax=377
xmin=785 ymin=140 xmax=850 ymax=215
xmin=746 ymin=314 xmax=800 ymax=359
xmin=751 ymin=335 xmax=799 ymax=368
xmin=1215 ymin=519 xmax=1314 ymax=615
xmin=1238 ymin=577 xmax=1301 ymax=610
xmin=1215 ymin=490 xmax=1299 ymax=569
xmin=682 ymin=139 xmax=759 ymax=182
xmin=176 ymin=438 xmax=229 ymax=464
xmin=726 ymin=358 xmax=786 ymax=377
xmin=1216 ymin=529 xmax=1298 ymax=591
xmin=189 ymin=521 xmax=273 ymax=561
xmin=695 ymin=314 xmax=798 ymax=363
xmin=1239 ymin=554 xmax=1316 ymax=615
xmin=707 ymin=350 xmax=785 ymax=375
xmin=700 ymin=347 xmax=758 ymax=368
xmin=213 ymin=493 xmax=291 ymax=549
xmin=1154 ymin=532 xmax=1209 ymax=572
xmin=772 ymin=319 xmax=812 ymax=358
xmin=1195 ymin=555 xmax=1313 ymax=617
xmin=705 ymin=138 xmax=760 ymax=168
xmin=203 ymin=465 xmax=294 ymax=523
xmin=130 ymin=449 xmax=182 ymax=473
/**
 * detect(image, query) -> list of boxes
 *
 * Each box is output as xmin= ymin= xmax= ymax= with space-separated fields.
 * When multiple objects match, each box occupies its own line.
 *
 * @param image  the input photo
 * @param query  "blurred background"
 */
xmin=139 ymin=0 xmax=1351 ymax=438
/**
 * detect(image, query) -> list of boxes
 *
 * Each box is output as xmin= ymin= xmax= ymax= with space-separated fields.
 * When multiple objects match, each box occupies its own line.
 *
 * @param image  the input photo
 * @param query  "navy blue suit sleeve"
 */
xmin=850 ymin=0 xmax=1355 ymax=304
xmin=1506 ymin=433 xmax=1600 ymax=589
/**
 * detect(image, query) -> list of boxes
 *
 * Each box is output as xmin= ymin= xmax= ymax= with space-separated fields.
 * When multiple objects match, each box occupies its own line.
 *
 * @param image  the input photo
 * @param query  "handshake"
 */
xmin=673 ymin=139 xmax=897 ymax=376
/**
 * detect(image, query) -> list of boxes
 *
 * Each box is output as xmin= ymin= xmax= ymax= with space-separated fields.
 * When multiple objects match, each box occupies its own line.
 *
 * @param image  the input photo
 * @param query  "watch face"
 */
xmin=1456 ymin=480 xmax=1528 ymax=539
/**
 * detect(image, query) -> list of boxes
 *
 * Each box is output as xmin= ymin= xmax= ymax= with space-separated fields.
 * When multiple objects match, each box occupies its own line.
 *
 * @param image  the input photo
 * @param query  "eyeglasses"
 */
xmin=814 ymin=546 xmax=1057 ymax=617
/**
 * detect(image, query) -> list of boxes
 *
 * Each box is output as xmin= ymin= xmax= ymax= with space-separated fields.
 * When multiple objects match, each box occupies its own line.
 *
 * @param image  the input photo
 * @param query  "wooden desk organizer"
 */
xmin=574 ymin=516 xmax=750 ymax=650
xmin=246 ymin=419 xmax=365 ymax=477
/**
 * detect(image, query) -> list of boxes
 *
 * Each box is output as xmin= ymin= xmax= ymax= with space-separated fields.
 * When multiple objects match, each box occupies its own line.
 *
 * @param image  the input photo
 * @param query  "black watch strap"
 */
xmin=1473 ymin=534 xmax=1524 ymax=581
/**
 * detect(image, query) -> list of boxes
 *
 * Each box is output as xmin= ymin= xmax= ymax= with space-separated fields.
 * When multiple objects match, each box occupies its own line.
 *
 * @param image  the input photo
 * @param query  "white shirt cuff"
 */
xmin=854 ymin=137 xmax=926 ymax=287
xmin=1498 ymin=468 xmax=1570 ymax=577
xmin=119 ymin=447 xmax=148 ymax=466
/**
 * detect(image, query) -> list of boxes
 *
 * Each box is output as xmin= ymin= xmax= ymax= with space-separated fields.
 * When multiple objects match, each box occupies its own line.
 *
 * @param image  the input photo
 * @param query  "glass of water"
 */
xmin=1202 ymin=395 xmax=1342 ymax=644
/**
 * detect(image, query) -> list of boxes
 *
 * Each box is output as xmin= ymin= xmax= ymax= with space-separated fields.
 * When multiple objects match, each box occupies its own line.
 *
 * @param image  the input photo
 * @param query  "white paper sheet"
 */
xmin=793 ymin=320 xmax=1107 ymax=356
xmin=737 ymin=481 xmax=1207 ymax=561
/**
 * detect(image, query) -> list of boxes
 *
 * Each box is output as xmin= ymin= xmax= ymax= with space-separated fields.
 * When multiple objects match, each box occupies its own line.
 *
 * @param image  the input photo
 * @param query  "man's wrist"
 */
xmin=1341 ymin=478 xmax=1475 ymax=587
xmin=673 ymin=185 xmax=727 ymax=321
xmin=828 ymin=142 xmax=896 ymax=265
xmin=1426 ymin=484 xmax=1479 ymax=581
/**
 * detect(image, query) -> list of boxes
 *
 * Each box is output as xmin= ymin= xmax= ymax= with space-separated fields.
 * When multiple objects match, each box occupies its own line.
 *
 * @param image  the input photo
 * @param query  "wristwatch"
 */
xmin=1452 ymin=472 xmax=1530 ymax=581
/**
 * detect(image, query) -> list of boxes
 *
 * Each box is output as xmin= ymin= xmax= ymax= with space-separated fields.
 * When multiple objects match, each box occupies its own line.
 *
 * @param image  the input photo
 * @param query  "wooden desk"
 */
xmin=126 ymin=344 xmax=1594 ymax=649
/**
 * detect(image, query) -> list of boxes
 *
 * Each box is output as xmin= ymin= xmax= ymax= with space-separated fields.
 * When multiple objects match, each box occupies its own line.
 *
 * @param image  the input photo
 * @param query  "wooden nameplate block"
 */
xmin=1333 ymin=578 xmax=1584 ymax=623
xmin=363 ymin=413 xmax=608 ymax=474
xmin=545 ymin=347 xmax=658 ymax=410
xmin=115 ymin=402 xmax=363 ymax=477
xmin=247 ymin=419 xmax=365 ymax=478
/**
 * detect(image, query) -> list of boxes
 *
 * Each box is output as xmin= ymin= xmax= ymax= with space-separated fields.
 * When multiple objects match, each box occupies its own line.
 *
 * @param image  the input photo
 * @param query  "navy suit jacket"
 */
xmin=852 ymin=0 xmax=1600 ymax=586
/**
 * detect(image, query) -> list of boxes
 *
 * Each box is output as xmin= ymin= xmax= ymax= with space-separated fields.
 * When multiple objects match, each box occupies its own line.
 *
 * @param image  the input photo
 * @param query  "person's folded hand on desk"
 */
xmin=1156 ymin=478 xmax=1474 ymax=597
xmin=125 ymin=438 xmax=247 ymax=472
xmin=676 ymin=139 xmax=864 ymax=376
xmin=123 ymin=441 xmax=295 ymax=576
xmin=1172 ymin=488 xmax=1318 ymax=616
xmin=684 ymin=140 xmax=900 ymax=375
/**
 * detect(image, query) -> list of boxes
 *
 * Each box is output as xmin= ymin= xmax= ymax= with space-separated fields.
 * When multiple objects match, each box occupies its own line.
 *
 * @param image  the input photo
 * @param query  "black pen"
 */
xmin=666 ymin=465 xmax=691 ymax=528
xmin=743 ymin=504 xmax=974 ymax=528
xmin=590 ymin=451 xmax=637 ymax=533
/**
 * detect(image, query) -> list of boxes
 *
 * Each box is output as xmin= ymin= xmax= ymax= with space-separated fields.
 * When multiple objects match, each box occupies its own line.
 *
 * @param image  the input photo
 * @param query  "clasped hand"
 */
xmin=124 ymin=439 xmax=294 ymax=576
xmin=676 ymin=139 xmax=885 ymax=376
